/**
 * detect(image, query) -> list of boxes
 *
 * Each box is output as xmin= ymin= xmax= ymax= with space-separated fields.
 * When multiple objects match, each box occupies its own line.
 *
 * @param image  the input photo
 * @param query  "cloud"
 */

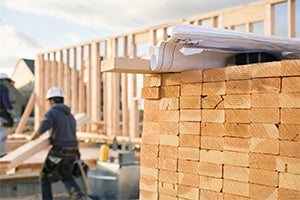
xmin=65 ymin=32 xmax=82 ymax=44
xmin=1 ymin=0 xmax=260 ymax=76
xmin=0 ymin=25 xmax=42 ymax=75
xmin=4 ymin=0 xmax=259 ymax=31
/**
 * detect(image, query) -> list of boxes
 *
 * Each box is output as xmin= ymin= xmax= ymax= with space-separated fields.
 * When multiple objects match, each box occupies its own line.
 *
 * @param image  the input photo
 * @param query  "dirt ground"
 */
xmin=1 ymin=193 xmax=70 ymax=200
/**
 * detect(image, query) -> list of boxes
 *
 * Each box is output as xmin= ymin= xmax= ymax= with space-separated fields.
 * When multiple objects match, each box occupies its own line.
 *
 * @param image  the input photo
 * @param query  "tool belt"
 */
xmin=41 ymin=146 xmax=80 ymax=182
xmin=49 ymin=146 xmax=80 ymax=159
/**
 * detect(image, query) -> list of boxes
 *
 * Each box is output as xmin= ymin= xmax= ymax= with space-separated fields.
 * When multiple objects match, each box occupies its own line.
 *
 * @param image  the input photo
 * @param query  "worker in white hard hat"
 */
xmin=0 ymin=73 xmax=15 ymax=157
xmin=30 ymin=87 xmax=84 ymax=200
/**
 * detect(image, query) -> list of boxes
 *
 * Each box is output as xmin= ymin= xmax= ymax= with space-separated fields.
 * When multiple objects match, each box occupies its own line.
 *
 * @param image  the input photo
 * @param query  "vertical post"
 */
xmin=106 ymin=38 xmax=120 ymax=136
xmin=129 ymin=35 xmax=139 ymax=138
xmin=86 ymin=44 xmax=92 ymax=132
xmin=122 ymin=36 xmax=129 ymax=137
xmin=65 ymin=49 xmax=71 ymax=106
xmin=246 ymin=22 xmax=253 ymax=33
xmin=150 ymin=29 xmax=157 ymax=45
xmin=46 ymin=53 xmax=51 ymax=90
xmin=59 ymin=50 xmax=64 ymax=88
xmin=163 ymin=27 xmax=168 ymax=40
xmin=90 ymin=42 xmax=101 ymax=132
xmin=105 ymin=66 xmax=113 ymax=135
xmin=52 ymin=52 xmax=57 ymax=86
xmin=288 ymin=0 xmax=296 ymax=37
xmin=44 ymin=53 xmax=51 ymax=112
xmin=78 ymin=45 xmax=86 ymax=131
xmin=72 ymin=47 xmax=78 ymax=114
xmin=265 ymin=2 xmax=275 ymax=35
xmin=212 ymin=16 xmax=218 ymax=28
xmin=114 ymin=38 xmax=120 ymax=135
xmin=103 ymin=41 xmax=108 ymax=134
xmin=34 ymin=55 xmax=45 ymax=131
xmin=197 ymin=20 xmax=202 ymax=26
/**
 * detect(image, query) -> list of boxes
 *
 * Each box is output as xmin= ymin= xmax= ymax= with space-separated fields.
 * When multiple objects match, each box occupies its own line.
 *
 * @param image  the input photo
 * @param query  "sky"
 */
xmin=0 ymin=0 xmax=261 ymax=76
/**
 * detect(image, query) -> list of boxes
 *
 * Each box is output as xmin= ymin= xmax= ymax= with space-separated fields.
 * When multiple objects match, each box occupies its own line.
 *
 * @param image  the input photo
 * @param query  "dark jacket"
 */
xmin=0 ymin=82 xmax=13 ymax=111
xmin=38 ymin=103 xmax=78 ymax=147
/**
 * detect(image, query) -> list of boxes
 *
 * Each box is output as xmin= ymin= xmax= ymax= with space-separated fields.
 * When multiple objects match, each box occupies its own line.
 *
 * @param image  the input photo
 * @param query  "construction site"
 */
xmin=1 ymin=0 xmax=300 ymax=199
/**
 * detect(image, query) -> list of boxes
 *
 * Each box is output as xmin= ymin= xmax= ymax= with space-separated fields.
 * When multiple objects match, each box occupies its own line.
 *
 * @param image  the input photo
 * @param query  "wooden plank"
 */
xmin=249 ymin=168 xmax=278 ymax=187
xmin=143 ymin=74 xmax=161 ymax=87
xmin=199 ymin=162 xmax=223 ymax=178
xmin=178 ymin=172 xmax=199 ymax=187
xmin=178 ymin=147 xmax=199 ymax=161
xmin=159 ymin=169 xmax=178 ymax=184
xmin=223 ymin=179 xmax=249 ymax=197
xmin=203 ymin=82 xmax=225 ymax=95
xmin=177 ymin=184 xmax=199 ymax=199
xmin=224 ymin=94 xmax=251 ymax=109
xmin=250 ymin=138 xmax=279 ymax=155
xmin=179 ymin=134 xmax=200 ymax=148
xmin=101 ymin=58 xmax=154 ymax=73
xmin=249 ymin=153 xmax=277 ymax=171
xmin=160 ymin=86 xmax=180 ymax=98
xmin=225 ymin=65 xmax=252 ymax=80
xmin=224 ymin=165 xmax=249 ymax=182
xmin=0 ymin=113 xmax=89 ymax=174
xmin=203 ymin=66 xmax=226 ymax=82
xmin=249 ymin=184 xmax=278 ymax=200
xmin=199 ymin=176 xmax=223 ymax=192
xmin=160 ymin=98 xmax=179 ymax=110
xmin=14 ymin=91 xmax=36 ymax=134
xmin=141 ymin=87 xmax=160 ymax=99
xmin=0 ymin=132 xmax=50 ymax=174
xmin=76 ymin=132 xmax=142 ymax=145
xmin=279 ymin=173 xmax=300 ymax=191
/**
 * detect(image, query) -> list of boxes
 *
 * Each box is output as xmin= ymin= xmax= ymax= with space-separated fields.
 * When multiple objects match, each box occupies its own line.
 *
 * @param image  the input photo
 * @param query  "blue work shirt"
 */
xmin=38 ymin=103 xmax=78 ymax=147
xmin=0 ymin=82 xmax=13 ymax=111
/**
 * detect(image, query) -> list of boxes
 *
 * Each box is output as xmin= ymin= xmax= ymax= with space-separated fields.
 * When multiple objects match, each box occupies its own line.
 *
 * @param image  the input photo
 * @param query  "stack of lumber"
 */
xmin=139 ymin=59 xmax=300 ymax=200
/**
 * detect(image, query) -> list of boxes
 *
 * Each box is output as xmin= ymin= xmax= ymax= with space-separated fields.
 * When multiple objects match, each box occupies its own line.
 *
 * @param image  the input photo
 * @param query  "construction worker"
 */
xmin=0 ymin=73 xmax=15 ymax=157
xmin=30 ymin=87 xmax=84 ymax=200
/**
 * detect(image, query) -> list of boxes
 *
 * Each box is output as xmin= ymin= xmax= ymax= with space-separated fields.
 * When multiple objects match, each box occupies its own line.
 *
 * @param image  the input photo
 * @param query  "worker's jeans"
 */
xmin=41 ymin=174 xmax=83 ymax=200
xmin=0 ymin=126 xmax=7 ymax=157
xmin=41 ymin=155 xmax=84 ymax=200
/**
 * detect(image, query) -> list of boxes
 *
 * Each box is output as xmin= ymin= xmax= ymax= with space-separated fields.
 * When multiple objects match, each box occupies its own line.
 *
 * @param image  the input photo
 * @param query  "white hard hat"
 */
xmin=0 ymin=73 xmax=11 ymax=80
xmin=46 ymin=87 xmax=65 ymax=99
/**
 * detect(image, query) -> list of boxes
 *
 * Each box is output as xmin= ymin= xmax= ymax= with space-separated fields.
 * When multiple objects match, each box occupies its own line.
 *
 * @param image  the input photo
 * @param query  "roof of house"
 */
xmin=23 ymin=59 xmax=34 ymax=74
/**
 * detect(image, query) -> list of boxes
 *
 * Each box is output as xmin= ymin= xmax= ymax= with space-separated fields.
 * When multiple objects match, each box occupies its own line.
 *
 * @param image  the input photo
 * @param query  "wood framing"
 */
xmin=34 ymin=0 xmax=297 ymax=138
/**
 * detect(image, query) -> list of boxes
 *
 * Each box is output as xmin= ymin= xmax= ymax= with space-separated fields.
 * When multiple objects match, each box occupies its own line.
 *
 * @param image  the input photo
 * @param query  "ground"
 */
xmin=1 ymin=194 xmax=70 ymax=200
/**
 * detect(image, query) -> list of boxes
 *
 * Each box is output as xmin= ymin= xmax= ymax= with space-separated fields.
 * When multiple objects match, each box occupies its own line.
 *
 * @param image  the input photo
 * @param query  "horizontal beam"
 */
xmin=101 ymin=58 xmax=158 ymax=74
